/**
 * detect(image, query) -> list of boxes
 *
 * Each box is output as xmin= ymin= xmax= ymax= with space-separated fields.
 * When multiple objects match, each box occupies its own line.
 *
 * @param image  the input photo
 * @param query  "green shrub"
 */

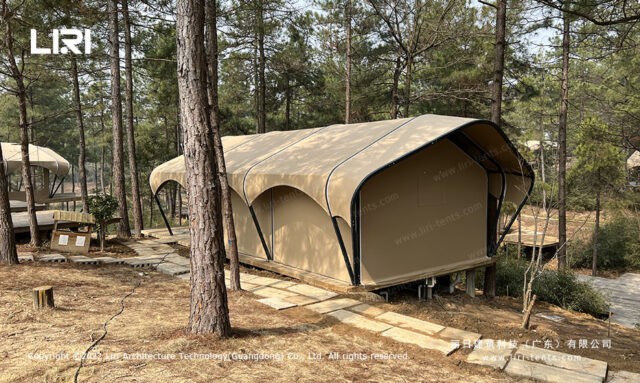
xmin=87 ymin=194 xmax=118 ymax=236
xmin=569 ymin=214 xmax=640 ymax=270
xmin=496 ymin=257 xmax=609 ymax=317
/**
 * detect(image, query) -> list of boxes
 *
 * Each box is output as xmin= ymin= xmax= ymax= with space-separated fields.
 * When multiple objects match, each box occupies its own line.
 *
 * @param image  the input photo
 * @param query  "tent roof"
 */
xmin=1 ymin=143 xmax=70 ymax=177
xmin=150 ymin=114 xmax=533 ymax=222
xmin=628 ymin=151 xmax=640 ymax=168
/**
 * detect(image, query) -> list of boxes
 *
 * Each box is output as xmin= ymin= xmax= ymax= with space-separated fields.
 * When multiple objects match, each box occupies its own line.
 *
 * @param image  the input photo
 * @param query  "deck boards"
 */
xmin=11 ymin=210 xmax=78 ymax=234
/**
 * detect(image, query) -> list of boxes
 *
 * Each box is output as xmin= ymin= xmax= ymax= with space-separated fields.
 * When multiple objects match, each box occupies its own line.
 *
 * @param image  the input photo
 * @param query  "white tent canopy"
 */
xmin=1 ymin=143 xmax=71 ymax=177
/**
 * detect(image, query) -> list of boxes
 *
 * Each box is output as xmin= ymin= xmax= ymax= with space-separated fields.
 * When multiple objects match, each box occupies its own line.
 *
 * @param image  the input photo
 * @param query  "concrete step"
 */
xmin=306 ymin=298 xmax=362 ymax=314
xmin=505 ymin=359 xmax=603 ymax=383
xmin=381 ymin=327 xmax=458 ymax=355
xmin=327 ymin=309 xmax=393 ymax=333
xmin=514 ymin=345 xmax=607 ymax=380
xmin=376 ymin=311 xmax=444 ymax=335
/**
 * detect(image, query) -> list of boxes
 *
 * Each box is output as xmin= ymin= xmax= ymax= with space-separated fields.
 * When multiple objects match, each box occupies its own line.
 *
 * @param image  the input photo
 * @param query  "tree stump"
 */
xmin=484 ymin=263 xmax=497 ymax=298
xmin=466 ymin=268 xmax=476 ymax=297
xmin=33 ymin=286 xmax=55 ymax=309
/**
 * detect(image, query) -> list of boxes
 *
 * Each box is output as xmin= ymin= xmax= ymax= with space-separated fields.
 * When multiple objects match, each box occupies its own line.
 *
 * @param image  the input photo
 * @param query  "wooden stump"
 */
xmin=484 ymin=263 xmax=496 ymax=298
xmin=466 ymin=269 xmax=476 ymax=297
xmin=33 ymin=286 xmax=55 ymax=309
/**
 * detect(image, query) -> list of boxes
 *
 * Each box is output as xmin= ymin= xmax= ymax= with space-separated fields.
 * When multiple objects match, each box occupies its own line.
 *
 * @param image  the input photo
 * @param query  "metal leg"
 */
xmin=154 ymin=193 xmax=173 ymax=236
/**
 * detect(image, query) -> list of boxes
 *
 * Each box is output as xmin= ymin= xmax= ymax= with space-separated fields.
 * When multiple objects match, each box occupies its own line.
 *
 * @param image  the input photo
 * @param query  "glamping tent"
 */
xmin=150 ymin=115 xmax=534 ymax=289
xmin=1 ymin=143 xmax=80 ymax=204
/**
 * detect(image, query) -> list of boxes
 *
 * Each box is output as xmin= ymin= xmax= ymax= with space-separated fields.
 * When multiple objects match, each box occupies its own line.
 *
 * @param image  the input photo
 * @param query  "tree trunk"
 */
xmin=490 ymin=0 xmax=506 ymax=125
xmin=71 ymin=57 xmax=89 ymax=212
xmin=557 ymin=14 xmax=570 ymax=269
xmin=285 ymin=80 xmax=291 ymax=130
xmin=108 ymin=0 xmax=131 ymax=238
xmin=122 ymin=0 xmax=144 ymax=237
xmin=177 ymin=0 xmax=231 ymax=336
xmin=206 ymin=0 xmax=241 ymax=291
xmin=403 ymin=53 xmax=412 ymax=118
xmin=3 ymin=13 xmax=40 ymax=246
xmin=592 ymin=192 xmax=600 ymax=277
xmin=0 ymin=143 xmax=18 ymax=264
xmin=257 ymin=0 xmax=266 ymax=134
xmin=391 ymin=56 xmax=402 ymax=119
xmin=345 ymin=0 xmax=352 ymax=124
xmin=100 ymin=146 xmax=106 ymax=194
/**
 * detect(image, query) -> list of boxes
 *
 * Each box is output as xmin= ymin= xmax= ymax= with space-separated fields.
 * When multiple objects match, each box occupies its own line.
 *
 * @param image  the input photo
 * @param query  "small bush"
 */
xmin=496 ymin=257 xmax=609 ymax=317
xmin=569 ymin=214 xmax=640 ymax=270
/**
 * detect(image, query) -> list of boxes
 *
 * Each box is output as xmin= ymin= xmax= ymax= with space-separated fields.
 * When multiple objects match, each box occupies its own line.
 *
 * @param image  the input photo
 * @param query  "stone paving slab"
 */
xmin=608 ymin=370 xmax=640 ymax=383
xmin=95 ymin=256 xmax=125 ymax=265
xmin=376 ymin=311 xmax=445 ymax=335
xmin=257 ymin=297 xmax=298 ymax=310
xmin=287 ymin=284 xmax=338 ymax=301
xmin=249 ymin=276 xmax=282 ymax=286
xmin=177 ymin=273 xmax=190 ymax=280
xmin=270 ymin=280 xmax=298 ymax=289
xmin=514 ymin=345 xmax=608 ymax=380
xmin=348 ymin=303 xmax=386 ymax=318
xmin=239 ymin=272 xmax=258 ymax=281
xmin=68 ymin=256 xmax=99 ymax=265
xmin=306 ymin=298 xmax=362 ymax=314
xmin=39 ymin=254 xmax=67 ymax=263
xmin=381 ymin=327 xmax=458 ymax=355
xmin=163 ymin=255 xmax=190 ymax=266
xmin=575 ymin=273 xmax=640 ymax=328
xmin=18 ymin=254 xmax=34 ymax=262
xmin=328 ymin=309 xmax=393 ymax=333
xmin=251 ymin=287 xmax=299 ymax=299
xmin=505 ymin=358 xmax=603 ymax=383
xmin=467 ymin=342 xmax=515 ymax=370
xmin=156 ymin=262 xmax=190 ymax=276
xmin=438 ymin=327 xmax=482 ymax=344
xmin=123 ymin=257 xmax=162 ymax=267
xmin=283 ymin=294 xmax=319 ymax=306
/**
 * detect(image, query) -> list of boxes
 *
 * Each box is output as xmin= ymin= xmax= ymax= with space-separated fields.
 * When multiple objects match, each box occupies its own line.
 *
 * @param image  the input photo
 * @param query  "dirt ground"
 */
xmin=0 ymin=262 xmax=532 ymax=383
xmin=16 ymin=238 xmax=139 ymax=259
xmin=382 ymin=287 xmax=640 ymax=373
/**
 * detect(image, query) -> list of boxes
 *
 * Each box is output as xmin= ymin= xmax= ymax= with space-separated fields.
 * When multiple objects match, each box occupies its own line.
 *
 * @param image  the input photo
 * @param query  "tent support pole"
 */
xmin=154 ymin=193 xmax=173 ymax=236
xmin=249 ymin=205 xmax=272 ymax=261
xmin=331 ymin=216 xmax=355 ymax=285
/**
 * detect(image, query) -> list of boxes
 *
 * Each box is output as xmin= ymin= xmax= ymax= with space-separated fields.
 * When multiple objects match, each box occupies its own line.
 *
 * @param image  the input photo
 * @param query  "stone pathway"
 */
xmin=21 ymin=240 xmax=639 ymax=383
xmin=575 ymin=273 xmax=640 ymax=328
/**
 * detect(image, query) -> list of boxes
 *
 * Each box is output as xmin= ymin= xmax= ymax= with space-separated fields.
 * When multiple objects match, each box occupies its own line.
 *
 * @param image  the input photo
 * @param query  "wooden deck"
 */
xmin=9 ymin=200 xmax=47 ymax=213
xmin=142 ymin=226 xmax=496 ymax=293
xmin=503 ymin=232 xmax=559 ymax=248
xmin=12 ymin=210 xmax=79 ymax=234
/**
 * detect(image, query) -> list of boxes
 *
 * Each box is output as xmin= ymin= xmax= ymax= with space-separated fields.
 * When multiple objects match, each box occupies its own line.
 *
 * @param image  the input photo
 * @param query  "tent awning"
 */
xmin=1 ymin=143 xmax=70 ymax=177
xmin=150 ymin=114 xmax=534 ymax=224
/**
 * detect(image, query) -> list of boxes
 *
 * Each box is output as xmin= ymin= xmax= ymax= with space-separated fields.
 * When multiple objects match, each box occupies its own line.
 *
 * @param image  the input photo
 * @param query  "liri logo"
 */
xmin=30 ymin=29 xmax=92 ymax=54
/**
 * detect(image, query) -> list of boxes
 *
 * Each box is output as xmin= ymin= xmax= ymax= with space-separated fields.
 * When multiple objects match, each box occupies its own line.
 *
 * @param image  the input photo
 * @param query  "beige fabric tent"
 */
xmin=150 ymin=114 xmax=534 ymax=288
xmin=2 ymin=143 xmax=78 ymax=204
xmin=1 ymin=143 xmax=70 ymax=176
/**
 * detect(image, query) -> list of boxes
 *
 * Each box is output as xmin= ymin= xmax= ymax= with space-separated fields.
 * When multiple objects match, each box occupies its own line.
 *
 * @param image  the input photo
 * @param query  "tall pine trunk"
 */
xmin=483 ymin=0 xmax=507 ymax=298
xmin=3 ymin=12 xmax=39 ymax=246
xmin=257 ymin=0 xmax=266 ymax=133
xmin=0 ymin=143 xmax=18 ymax=264
xmin=206 ymin=0 xmax=241 ymax=291
xmin=403 ymin=53 xmax=412 ymax=118
xmin=108 ymin=0 xmax=131 ymax=238
xmin=557 ymin=15 xmax=570 ymax=269
xmin=177 ymin=0 xmax=231 ymax=336
xmin=71 ymin=57 xmax=89 ymax=212
xmin=391 ymin=56 xmax=402 ymax=119
xmin=345 ymin=0 xmax=352 ymax=124
xmin=490 ymin=0 xmax=506 ymax=125
xmin=122 ymin=0 xmax=143 ymax=237
xmin=592 ymin=192 xmax=600 ymax=277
